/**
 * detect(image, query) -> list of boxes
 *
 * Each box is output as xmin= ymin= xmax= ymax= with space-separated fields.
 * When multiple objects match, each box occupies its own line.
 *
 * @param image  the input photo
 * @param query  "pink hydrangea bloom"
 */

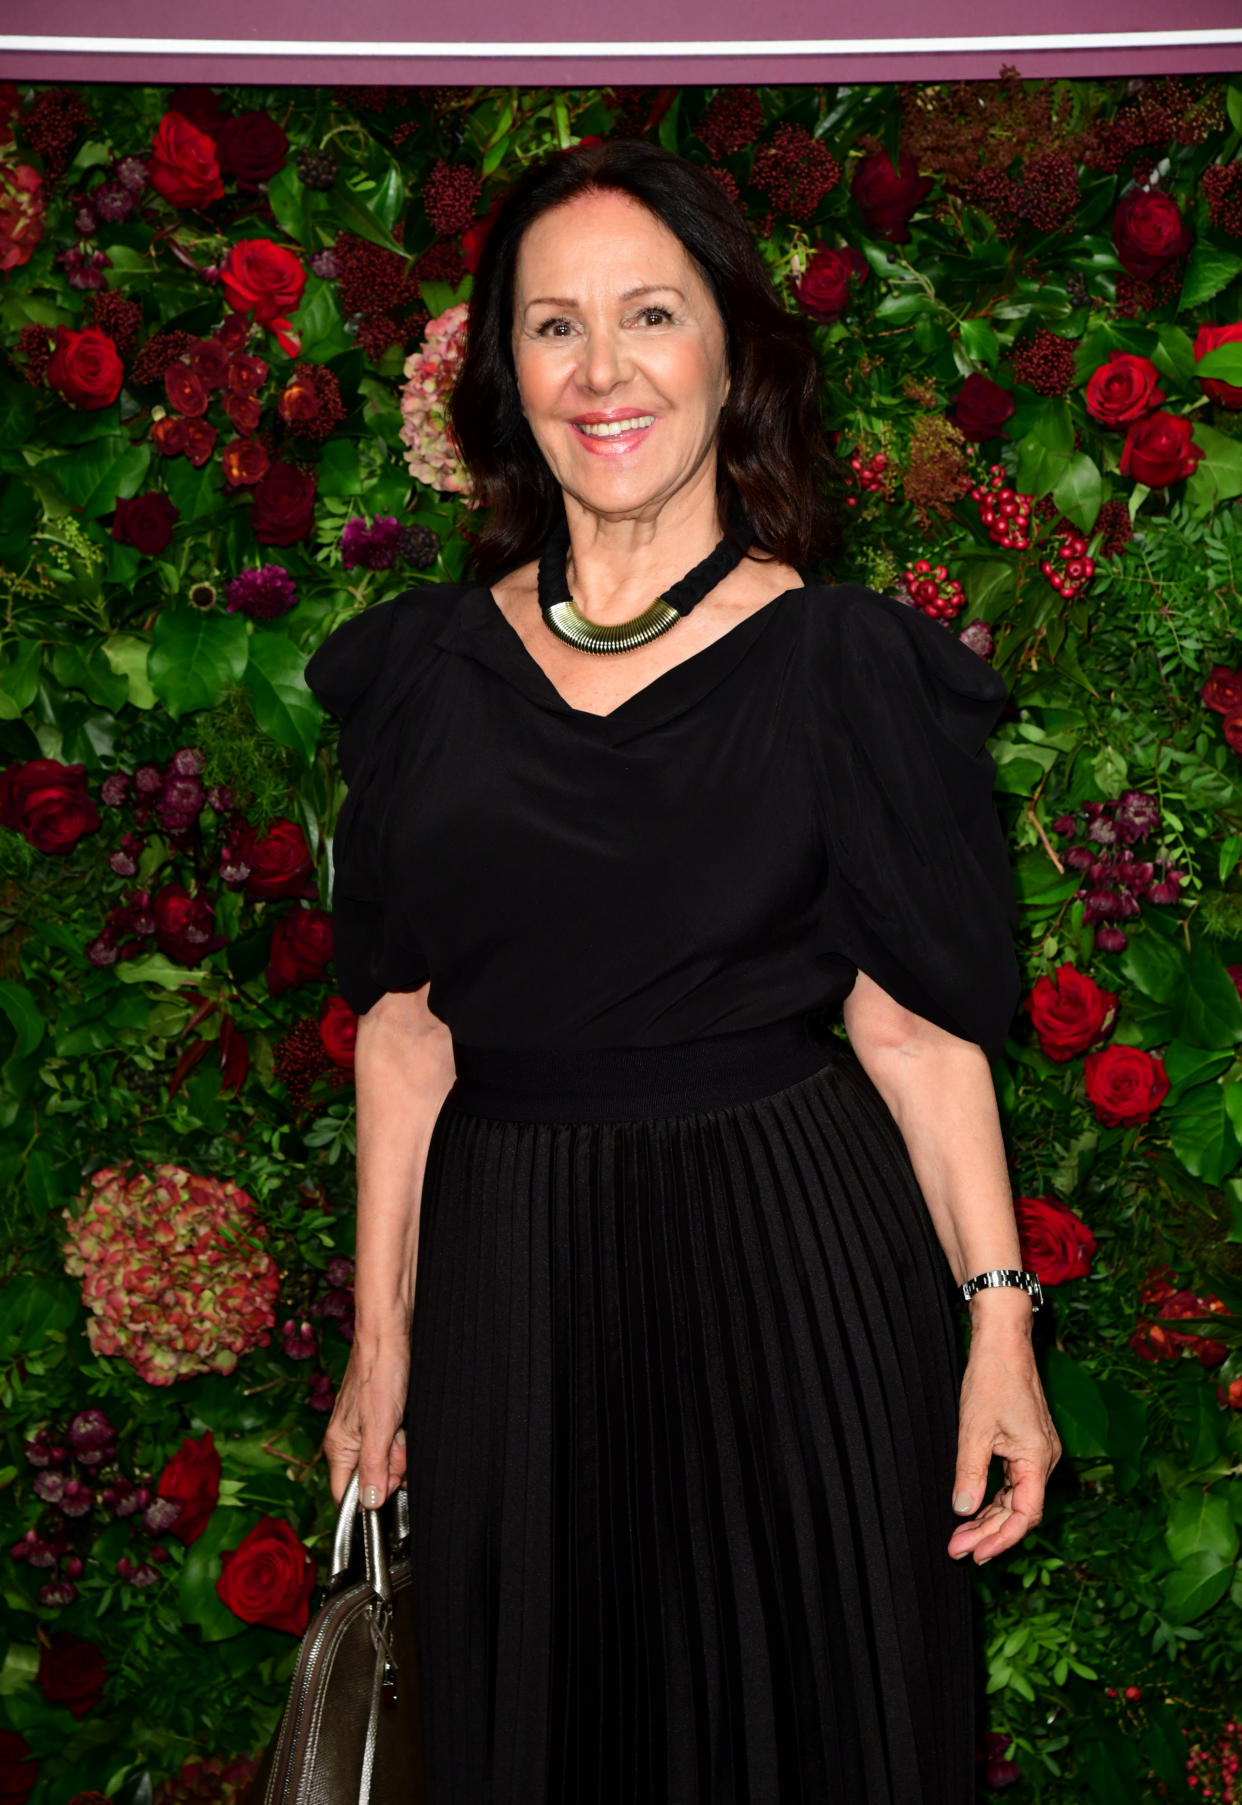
xmin=62 ymin=1163 xmax=281 ymax=1386
xmin=397 ymin=303 xmax=472 ymax=496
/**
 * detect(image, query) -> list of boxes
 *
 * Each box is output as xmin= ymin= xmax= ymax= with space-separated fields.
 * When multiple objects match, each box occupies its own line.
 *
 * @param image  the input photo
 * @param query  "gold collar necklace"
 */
xmin=538 ymin=505 xmax=756 ymax=656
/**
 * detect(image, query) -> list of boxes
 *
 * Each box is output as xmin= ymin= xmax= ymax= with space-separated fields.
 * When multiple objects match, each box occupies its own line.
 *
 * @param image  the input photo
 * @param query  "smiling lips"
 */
xmin=571 ymin=413 xmax=657 ymax=452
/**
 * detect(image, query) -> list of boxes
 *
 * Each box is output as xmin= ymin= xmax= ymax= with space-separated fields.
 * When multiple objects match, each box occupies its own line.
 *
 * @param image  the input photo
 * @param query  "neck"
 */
xmin=555 ymin=485 xmax=732 ymax=625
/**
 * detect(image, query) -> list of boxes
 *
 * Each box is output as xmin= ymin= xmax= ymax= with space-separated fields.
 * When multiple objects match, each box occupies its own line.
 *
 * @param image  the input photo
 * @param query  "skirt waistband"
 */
xmin=444 ymin=1013 xmax=844 ymax=1123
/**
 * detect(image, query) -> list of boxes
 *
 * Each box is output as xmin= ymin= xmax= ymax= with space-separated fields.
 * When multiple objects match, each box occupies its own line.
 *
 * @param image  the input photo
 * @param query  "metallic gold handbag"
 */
xmin=247 ymin=1470 xmax=425 ymax=1805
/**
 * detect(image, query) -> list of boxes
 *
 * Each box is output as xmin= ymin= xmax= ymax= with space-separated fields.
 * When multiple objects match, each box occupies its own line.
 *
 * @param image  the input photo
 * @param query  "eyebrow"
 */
xmin=524 ymin=285 xmax=686 ymax=310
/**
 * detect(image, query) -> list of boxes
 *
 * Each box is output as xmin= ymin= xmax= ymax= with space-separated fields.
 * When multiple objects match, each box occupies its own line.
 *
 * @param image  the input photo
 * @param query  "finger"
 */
xmin=951 ymin=1439 xmax=996 ymax=1516
xmin=359 ymin=1424 xmax=401 ymax=1509
xmin=324 ymin=1441 xmax=358 ymax=1509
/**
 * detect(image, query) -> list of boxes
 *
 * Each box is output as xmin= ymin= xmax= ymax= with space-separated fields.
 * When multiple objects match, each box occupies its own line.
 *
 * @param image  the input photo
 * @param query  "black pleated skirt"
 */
xmin=402 ymin=1018 xmax=974 ymax=1805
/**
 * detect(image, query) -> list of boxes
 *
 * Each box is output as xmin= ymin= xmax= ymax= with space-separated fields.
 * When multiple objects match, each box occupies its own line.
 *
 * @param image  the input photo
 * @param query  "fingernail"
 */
xmin=978 ymin=1555 xmax=992 ymax=1565
xmin=953 ymin=1491 xmax=974 ymax=1513
xmin=364 ymin=1485 xmax=380 ymax=1508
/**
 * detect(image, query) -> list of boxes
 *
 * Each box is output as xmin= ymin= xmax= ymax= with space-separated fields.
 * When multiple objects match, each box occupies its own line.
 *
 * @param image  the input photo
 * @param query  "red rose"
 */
xmin=188 ymin=336 xmax=231 ymax=387
xmin=1083 ymin=1043 xmax=1169 ymax=1127
xmin=1112 ymin=187 xmax=1192 ymax=282
xmin=227 ymin=352 xmax=269 ymax=398
xmin=0 ymin=758 xmax=99 ymax=854
xmin=164 ymin=362 xmax=208 ymax=417
xmin=37 ymin=1633 xmax=106 ymax=1718
xmin=151 ymin=414 xmax=186 ymax=456
xmin=1201 ymin=666 xmax=1242 ymax=714
xmin=792 ymin=245 xmax=869 ymax=322
xmin=1226 ymin=707 xmax=1242 ymax=757
xmin=221 ymin=239 xmax=306 ymax=355
xmin=949 ymin=373 xmax=1015 ymax=442
xmin=0 ymin=1730 xmax=37 ymax=1805
xmin=266 ymin=905 xmax=334 ymax=994
xmin=250 ymin=462 xmax=317 ymax=546
xmin=319 ymin=995 xmax=358 ymax=1068
xmin=0 ymin=162 xmax=44 ymax=274
xmin=217 ymin=1514 xmax=316 ymax=1635
xmin=241 ymin=815 xmax=316 ymax=900
xmin=1194 ymin=321 xmax=1242 ymax=410
xmin=148 ymin=110 xmax=223 ymax=211
xmin=183 ymin=418 xmax=217 ymax=468
xmin=1084 ymin=351 xmax=1165 ymax=427
xmin=1013 ymin=1194 xmax=1097 ymax=1286
xmin=850 ymin=148 xmax=933 ymax=242
xmin=112 ymin=492 xmax=179 ymax=556
xmin=215 ymin=110 xmax=288 ymax=183
xmin=46 ymin=325 xmax=123 ymax=410
xmin=222 ymin=437 xmax=270 ymax=487
xmin=152 ymin=880 xmax=229 ymax=965
xmin=1024 ymin=965 xmax=1119 ymax=1062
xmin=1119 ymin=411 xmax=1204 ymax=488
xmin=225 ymin=391 xmax=262 ymax=435
xmin=156 ymin=1429 xmax=222 ymax=1545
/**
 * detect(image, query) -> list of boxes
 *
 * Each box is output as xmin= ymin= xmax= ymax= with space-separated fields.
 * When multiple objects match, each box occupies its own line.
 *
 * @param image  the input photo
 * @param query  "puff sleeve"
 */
xmin=813 ymin=585 xmax=1021 ymax=1061
xmin=304 ymin=594 xmax=434 ymax=1018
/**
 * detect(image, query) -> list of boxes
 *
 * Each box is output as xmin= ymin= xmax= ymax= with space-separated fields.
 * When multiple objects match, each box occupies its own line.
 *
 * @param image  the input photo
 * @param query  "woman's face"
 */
xmin=510 ymin=189 xmax=731 ymax=523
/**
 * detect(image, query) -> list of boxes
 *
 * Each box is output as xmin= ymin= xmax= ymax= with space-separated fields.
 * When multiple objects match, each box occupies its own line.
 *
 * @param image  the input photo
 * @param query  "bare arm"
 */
xmin=323 ymin=984 xmax=457 ymax=1507
xmin=842 ymin=969 xmax=1061 ymax=1564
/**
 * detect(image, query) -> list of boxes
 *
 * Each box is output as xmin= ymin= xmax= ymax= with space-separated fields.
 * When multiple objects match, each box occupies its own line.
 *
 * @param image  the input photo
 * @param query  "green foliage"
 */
xmin=2 ymin=68 xmax=1242 ymax=1805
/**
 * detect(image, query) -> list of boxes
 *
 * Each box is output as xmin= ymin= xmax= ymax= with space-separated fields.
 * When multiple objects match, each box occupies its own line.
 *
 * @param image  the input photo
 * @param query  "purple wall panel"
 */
xmin=1 ymin=0 xmax=1240 ymax=83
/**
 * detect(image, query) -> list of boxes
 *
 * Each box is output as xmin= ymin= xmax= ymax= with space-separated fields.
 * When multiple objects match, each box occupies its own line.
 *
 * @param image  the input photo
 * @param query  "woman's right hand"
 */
xmin=322 ymin=1329 xmax=411 ymax=1510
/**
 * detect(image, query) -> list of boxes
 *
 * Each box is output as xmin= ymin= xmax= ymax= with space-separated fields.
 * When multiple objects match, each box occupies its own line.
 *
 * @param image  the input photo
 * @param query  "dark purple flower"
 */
xmin=134 ymin=764 xmax=164 ymax=796
xmin=115 ymin=156 xmax=148 ymax=194
xmin=170 ymin=747 xmax=205 ymax=777
xmin=68 ymin=1409 xmax=115 ymax=1453
xmin=225 ymin=564 xmax=299 ymax=622
xmin=157 ymin=775 xmax=205 ymax=834
xmin=340 ymin=514 xmax=402 ymax=571
xmin=956 ymin=619 xmax=994 ymax=658
xmin=59 ymin=247 xmax=111 ymax=292
xmin=309 ymin=248 xmax=339 ymax=281
xmin=100 ymin=772 xmax=130 ymax=807
xmin=38 ymin=1580 xmax=78 ymax=1607
xmin=1114 ymin=789 xmax=1161 ymax=843
xmin=93 ymin=182 xmax=134 ymax=223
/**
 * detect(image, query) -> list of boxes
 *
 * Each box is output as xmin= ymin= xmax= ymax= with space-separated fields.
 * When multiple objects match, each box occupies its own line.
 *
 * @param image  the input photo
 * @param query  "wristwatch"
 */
xmin=959 ymin=1268 xmax=1044 ymax=1312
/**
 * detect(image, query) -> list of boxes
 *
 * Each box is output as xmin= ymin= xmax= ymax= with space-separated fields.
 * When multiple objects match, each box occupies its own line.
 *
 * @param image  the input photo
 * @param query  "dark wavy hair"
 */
xmin=448 ymin=138 xmax=845 ymax=583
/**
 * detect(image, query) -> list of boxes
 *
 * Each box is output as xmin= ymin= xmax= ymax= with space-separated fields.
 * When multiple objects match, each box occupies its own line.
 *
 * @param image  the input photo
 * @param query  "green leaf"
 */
xmin=265 ymin=163 xmax=305 ymax=242
xmin=1151 ymin=322 xmax=1198 ymax=387
xmin=292 ymin=276 xmax=352 ymax=362
xmin=163 ymin=454 xmax=225 ymax=523
xmin=1170 ymin=1084 xmax=1242 ymax=1185
xmin=958 ymin=319 xmax=999 ymax=368
xmin=1161 ymin=1549 xmax=1234 ymax=1624
xmin=148 ymin=603 xmax=249 ymax=719
xmin=1170 ymin=937 xmax=1242 ymax=1048
xmin=1179 ymin=236 xmax=1242 ymax=312
xmin=244 ymin=631 xmax=323 ymax=764
xmin=47 ymin=436 xmax=151 ymax=516
xmin=333 ymin=183 xmax=406 ymax=256
xmin=51 ymin=643 xmax=129 ymax=712
xmin=1161 ymin=1041 xmax=1236 ymax=1099
xmin=115 ymin=952 xmax=210 ymax=989
xmin=1051 ymin=452 xmax=1104 ymax=533
xmin=1194 ymin=344 xmax=1242 ymax=385
xmin=0 ymin=637 xmax=43 ymax=719
xmin=0 ymin=980 xmax=45 ymax=1057
xmin=101 ymin=634 xmax=156 ymax=710
xmin=315 ymin=437 xmax=362 ymax=499
xmin=1040 ymin=1348 xmax=1109 ymax=1458
xmin=0 ymin=1270 xmax=78 ymax=1360
xmin=1185 ymin=423 xmax=1242 ymax=518
xmin=0 ymin=379 xmax=37 ymax=450
xmin=1117 ymin=923 xmax=1187 ymax=1006
xmin=1166 ymin=1491 xmax=1240 ymax=1567
xmin=179 ymin=1507 xmax=250 ymax=1641
xmin=873 ymin=292 xmax=931 ymax=325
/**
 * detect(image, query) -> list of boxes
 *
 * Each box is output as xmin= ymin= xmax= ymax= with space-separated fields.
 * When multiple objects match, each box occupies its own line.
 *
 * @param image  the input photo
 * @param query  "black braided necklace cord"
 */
xmin=537 ymin=506 xmax=757 ymax=654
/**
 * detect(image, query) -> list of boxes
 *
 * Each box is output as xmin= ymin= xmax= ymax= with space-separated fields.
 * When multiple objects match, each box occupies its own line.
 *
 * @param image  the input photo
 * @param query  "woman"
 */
xmin=306 ymin=138 xmax=1061 ymax=1804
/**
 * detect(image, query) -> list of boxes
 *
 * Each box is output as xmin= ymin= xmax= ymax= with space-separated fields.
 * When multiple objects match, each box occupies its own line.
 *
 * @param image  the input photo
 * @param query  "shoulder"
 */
xmin=793 ymin=579 xmax=1009 ymax=714
xmin=304 ymin=582 xmax=474 ymax=721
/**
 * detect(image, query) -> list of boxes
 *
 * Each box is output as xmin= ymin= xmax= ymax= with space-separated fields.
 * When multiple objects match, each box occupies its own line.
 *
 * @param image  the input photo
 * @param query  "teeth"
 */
xmin=577 ymin=416 xmax=655 ymax=437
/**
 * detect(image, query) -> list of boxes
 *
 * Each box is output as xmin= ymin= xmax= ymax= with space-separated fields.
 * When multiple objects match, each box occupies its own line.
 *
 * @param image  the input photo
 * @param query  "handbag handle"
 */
xmin=328 ymin=1470 xmax=410 ymax=1605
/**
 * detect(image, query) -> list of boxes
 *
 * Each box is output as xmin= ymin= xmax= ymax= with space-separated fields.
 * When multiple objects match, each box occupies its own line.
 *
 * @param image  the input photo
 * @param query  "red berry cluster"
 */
xmin=1203 ymin=161 xmax=1242 ymax=240
xmin=1012 ymin=327 xmax=1079 ymax=397
xmin=752 ymin=123 xmax=841 ymax=227
xmin=970 ymin=465 xmax=1032 ymax=548
xmin=131 ymin=328 xmax=198 ymax=387
xmin=1184 ymin=1716 xmax=1241 ymax=1803
xmin=843 ymin=446 xmax=891 ymax=507
xmin=696 ymin=88 xmax=764 ymax=160
xmin=422 ymin=159 xmax=483 ymax=237
xmin=18 ymin=86 xmax=94 ymax=179
xmin=1041 ymin=526 xmax=1095 ymax=600
xmin=85 ymin=290 xmax=143 ymax=357
xmin=902 ymin=560 xmax=966 ymax=622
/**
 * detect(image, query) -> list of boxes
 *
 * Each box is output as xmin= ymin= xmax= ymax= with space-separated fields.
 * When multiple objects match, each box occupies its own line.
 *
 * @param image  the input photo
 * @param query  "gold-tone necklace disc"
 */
xmin=542 ymin=597 xmax=681 ymax=656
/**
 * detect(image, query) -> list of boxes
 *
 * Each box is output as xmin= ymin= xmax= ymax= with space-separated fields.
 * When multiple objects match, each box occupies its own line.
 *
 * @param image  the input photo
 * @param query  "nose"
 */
xmin=576 ymin=322 xmax=630 ymax=395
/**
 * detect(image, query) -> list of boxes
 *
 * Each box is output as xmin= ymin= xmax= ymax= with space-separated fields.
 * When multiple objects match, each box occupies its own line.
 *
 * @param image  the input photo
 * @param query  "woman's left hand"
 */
xmin=947 ymin=1332 xmax=1062 ymax=1565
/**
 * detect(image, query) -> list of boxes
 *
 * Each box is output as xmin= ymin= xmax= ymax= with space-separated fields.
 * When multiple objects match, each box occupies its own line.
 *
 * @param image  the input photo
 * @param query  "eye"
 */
xmin=536 ymin=316 xmax=575 ymax=338
xmin=634 ymin=306 xmax=673 ymax=326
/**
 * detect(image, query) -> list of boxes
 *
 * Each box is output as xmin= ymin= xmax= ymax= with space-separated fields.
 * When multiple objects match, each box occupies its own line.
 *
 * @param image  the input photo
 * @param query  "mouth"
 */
xmin=570 ymin=413 xmax=657 ymax=453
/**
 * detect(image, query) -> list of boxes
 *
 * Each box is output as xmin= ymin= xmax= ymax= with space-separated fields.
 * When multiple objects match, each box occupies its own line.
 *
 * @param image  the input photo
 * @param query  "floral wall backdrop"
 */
xmin=1 ymin=69 xmax=1242 ymax=1805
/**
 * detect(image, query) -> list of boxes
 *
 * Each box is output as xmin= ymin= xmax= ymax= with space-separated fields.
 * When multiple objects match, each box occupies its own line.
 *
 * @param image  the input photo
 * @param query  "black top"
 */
xmin=302 ymin=578 xmax=1022 ymax=1060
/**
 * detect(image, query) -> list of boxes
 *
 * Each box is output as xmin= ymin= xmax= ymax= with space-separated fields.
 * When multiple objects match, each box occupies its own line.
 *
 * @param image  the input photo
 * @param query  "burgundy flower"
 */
xmin=112 ymin=493 xmax=179 ymax=556
xmin=147 ymin=110 xmax=223 ymax=211
xmin=250 ymin=463 xmax=316 ymax=546
xmin=1112 ymin=187 xmax=1192 ymax=282
xmin=225 ymin=564 xmax=298 ymax=620
xmin=950 ymin=374 xmax=1015 ymax=442
xmin=267 ymin=906 xmax=334 ymax=994
xmin=0 ymin=759 xmax=99 ymax=854
xmin=183 ymin=418 xmax=217 ymax=468
xmin=222 ymin=438 xmax=270 ymax=488
xmin=164 ymin=362 xmax=209 ymax=418
xmin=850 ymin=148 xmax=933 ymax=242
xmin=152 ymin=881 xmax=228 ymax=965
xmin=792 ymin=245 xmax=869 ymax=322
xmin=1085 ymin=351 xmax=1165 ymax=427
xmin=215 ymin=110 xmax=288 ymax=183
xmin=1119 ymin=412 xmax=1204 ymax=488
